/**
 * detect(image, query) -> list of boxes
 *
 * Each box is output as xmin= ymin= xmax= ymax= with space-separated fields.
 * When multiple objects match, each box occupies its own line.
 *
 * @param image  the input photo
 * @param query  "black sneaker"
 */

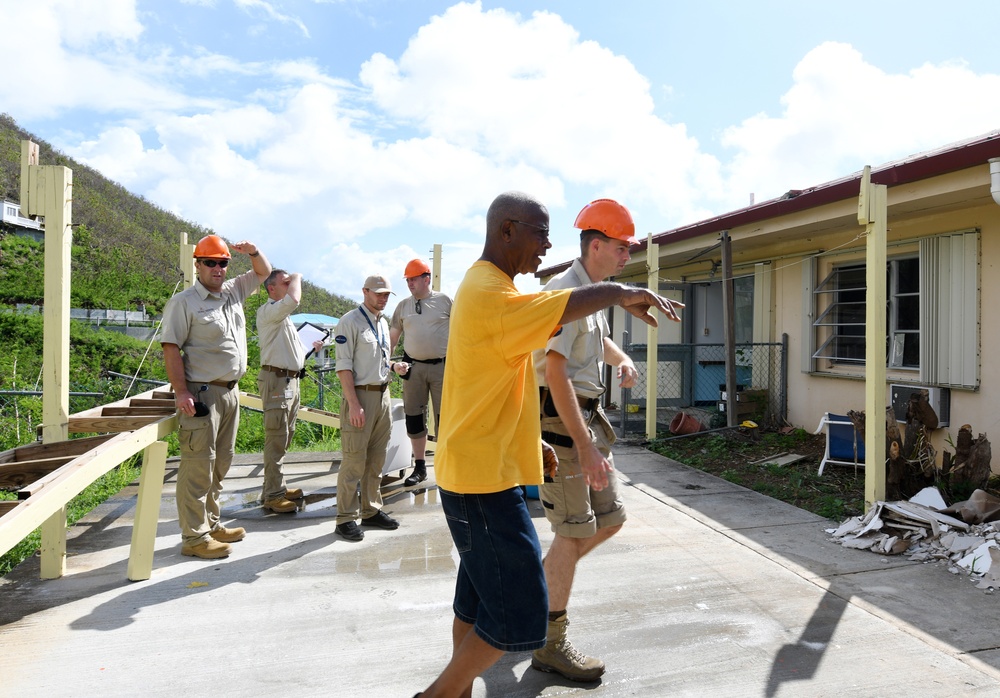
xmin=404 ymin=465 xmax=427 ymax=487
xmin=336 ymin=521 xmax=364 ymax=541
xmin=361 ymin=510 xmax=400 ymax=530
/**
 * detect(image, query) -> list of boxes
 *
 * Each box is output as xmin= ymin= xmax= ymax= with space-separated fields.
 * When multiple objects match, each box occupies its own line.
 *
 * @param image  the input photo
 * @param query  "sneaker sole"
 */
xmin=530 ymin=658 xmax=605 ymax=682
xmin=181 ymin=549 xmax=231 ymax=559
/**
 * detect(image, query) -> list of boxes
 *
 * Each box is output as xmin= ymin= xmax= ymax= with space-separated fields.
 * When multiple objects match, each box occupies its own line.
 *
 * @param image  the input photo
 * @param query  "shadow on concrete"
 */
xmin=614 ymin=443 xmax=1000 ymax=681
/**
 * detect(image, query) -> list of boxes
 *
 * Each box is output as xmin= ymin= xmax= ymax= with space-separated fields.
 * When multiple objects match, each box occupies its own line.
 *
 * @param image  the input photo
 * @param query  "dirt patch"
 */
xmin=644 ymin=428 xmax=866 ymax=521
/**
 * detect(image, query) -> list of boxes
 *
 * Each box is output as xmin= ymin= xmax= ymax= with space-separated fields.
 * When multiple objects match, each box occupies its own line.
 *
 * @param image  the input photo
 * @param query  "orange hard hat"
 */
xmin=573 ymin=199 xmax=636 ymax=244
xmin=192 ymin=234 xmax=231 ymax=259
xmin=404 ymin=258 xmax=431 ymax=279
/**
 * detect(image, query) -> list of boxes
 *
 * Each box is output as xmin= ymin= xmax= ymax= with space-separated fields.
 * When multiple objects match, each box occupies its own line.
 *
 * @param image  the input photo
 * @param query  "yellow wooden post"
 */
xmin=22 ymin=140 xmax=74 ymax=578
xmin=127 ymin=440 xmax=168 ymax=581
xmin=424 ymin=243 xmax=443 ymax=453
xmin=431 ymin=243 xmax=442 ymax=292
xmin=858 ymin=167 xmax=888 ymax=509
xmin=645 ymin=234 xmax=659 ymax=440
xmin=180 ymin=232 xmax=196 ymax=289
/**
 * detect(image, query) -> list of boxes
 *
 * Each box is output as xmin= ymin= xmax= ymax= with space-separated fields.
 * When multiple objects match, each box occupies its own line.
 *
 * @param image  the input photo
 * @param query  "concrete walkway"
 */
xmin=2 ymin=444 xmax=1000 ymax=697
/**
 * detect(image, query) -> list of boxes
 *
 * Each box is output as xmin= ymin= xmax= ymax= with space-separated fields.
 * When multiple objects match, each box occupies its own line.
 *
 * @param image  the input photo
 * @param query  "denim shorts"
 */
xmin=440 ymin=487 xmax=548 ymax=652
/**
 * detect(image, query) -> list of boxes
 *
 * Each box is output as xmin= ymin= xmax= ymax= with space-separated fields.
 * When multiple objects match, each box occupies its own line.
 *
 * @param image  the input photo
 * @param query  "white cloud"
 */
xmin=360 ymin=2 xmax=723 ymax=225
xmin=721 ymin=42 xmax=1000 ymax=202
xmin=17 ymin=2 xmax=1000 ymax=303
xmin=235 ymin=0 xmax=310 ymax=37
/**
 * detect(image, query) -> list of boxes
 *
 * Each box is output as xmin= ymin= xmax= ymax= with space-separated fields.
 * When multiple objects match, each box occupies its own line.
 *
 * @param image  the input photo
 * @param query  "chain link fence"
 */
xmin=620 ymin=336 xmax=787 ymax=435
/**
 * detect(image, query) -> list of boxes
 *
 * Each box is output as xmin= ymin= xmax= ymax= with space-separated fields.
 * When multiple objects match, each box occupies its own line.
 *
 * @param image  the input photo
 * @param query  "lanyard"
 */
xmin=359 ymin=305 xmax=390 ymax=366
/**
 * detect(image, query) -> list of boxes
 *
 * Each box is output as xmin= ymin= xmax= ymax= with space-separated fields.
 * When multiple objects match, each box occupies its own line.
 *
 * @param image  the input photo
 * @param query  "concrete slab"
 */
xmin=1 ymin=444 xmax=1000 ymax=696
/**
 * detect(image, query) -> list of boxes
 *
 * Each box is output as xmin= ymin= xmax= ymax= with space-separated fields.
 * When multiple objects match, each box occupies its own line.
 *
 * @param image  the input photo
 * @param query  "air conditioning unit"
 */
xmin=890 ymin=384 xmax=950 ymax=427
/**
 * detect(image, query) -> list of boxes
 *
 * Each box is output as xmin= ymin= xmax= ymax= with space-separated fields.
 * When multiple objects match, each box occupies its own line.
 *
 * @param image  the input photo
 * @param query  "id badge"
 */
xmin=284 ymin=387 xmax=294 ymax=400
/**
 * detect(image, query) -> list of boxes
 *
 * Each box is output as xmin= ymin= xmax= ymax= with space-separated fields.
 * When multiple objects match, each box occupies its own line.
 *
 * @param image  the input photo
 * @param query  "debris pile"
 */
xmin=828 ymin=487 xmax=1000 ymax=592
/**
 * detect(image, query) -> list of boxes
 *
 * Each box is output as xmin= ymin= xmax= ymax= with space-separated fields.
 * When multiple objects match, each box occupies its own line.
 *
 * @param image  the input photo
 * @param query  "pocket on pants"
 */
xmin=263 ymin=408 xmax=287 ymax=433
xmin=440 ymin=490 xmax=472 ymax=553
xmin=179 ymin=417 xmax=211 ymax=456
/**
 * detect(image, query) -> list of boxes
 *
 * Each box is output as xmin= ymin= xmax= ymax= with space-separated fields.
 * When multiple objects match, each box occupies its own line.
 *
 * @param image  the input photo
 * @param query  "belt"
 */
xmin=356 ymin=383 xmax=388 ymax=392
xmin=206 ymin=379 xmax=238 ymax=390
xmin=542 ymin=430 xmax=574 ymax=449
xmin=262 ymin=365 xmax=300 ymax=378
xmin=403 ymin=352 xmax=445 ymax=365
xmin=539 ymin=387 xmax=600 ymax=415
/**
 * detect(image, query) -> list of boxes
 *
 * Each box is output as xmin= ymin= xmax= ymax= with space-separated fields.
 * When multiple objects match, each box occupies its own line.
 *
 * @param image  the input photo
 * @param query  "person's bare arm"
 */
xmin=231 ymin=241 xmax=272 ymax=283
xmin=560 ymin=282 xmax=684 ymax=327
xmin=337 ymin=369 xmax=365 ymax=428
xmin=604 ymin=337 xmax=637 ymax=389
xmin=287 ymin=272 xmax=302 ymax=304
xmin=163 ymin=343 xmax=195 ymax=416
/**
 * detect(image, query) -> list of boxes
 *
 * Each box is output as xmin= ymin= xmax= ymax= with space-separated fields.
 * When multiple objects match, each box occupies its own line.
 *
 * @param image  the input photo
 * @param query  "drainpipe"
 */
xmin=991 ymin=158 xmax=1000 ymax=206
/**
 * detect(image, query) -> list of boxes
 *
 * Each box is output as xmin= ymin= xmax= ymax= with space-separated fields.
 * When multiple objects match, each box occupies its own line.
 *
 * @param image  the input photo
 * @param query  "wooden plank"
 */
xmin=151 ymin=391 xmax=174 ymax=400
xmin=0 ymin=434 xmax=114 ymax=465
xmin=240 ymin=392 xmax=340 ymax=428
xmin=0 ymin=418 xmax=176 ymax=559
xmin=128 ymin=399 xmax=176 ymax=408
xmin=68 ymin=415 xmax=165 ymax=434
xmin=102 ymin=406 xmax=175 ymax=416
xmin=0 ymin=456 xmax=75 ymax=489
xmin=0 ymin=501 xmax=19 ymax=517
xmin=127 ymin=441 xmax=168 ymax=581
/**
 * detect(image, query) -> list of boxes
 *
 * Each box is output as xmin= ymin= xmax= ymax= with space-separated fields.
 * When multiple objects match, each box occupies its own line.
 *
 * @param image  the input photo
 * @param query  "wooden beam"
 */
xmin=68 ymin=415 xmax=167 ymax=434
xmin=0 ymin=456 xmax=75 ymax=489
xmin=128 ymin=399 xmax=176 ymax=409
xmin=0 ymin=501 xmax=20 ymax=517
xmin=239 ymin=392 xmax=340 ymax=428
xmin=0 ymin=433 xmax=114 ymax=465
xmin=102 ymin=407 xmax=175 ymax=416
xmin=0 ymin=417 xmax=176 ymax=559
xmin=127 ymin=441 xmax=168 ymax=581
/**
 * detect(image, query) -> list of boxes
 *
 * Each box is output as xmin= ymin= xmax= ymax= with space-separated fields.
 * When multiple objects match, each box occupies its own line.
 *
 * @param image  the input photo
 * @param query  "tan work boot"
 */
xmin=284 ymin=488 xmax=304 ymax=500
xmin=210 ymin=525 xmax=246 ymax=543
xmin=531 ymin=614 xmax=605 ymax=682
xmin=263 ymin=496 xmax=297 ymax=513
xmin=181 ymin=539 xmax=232 ymax=559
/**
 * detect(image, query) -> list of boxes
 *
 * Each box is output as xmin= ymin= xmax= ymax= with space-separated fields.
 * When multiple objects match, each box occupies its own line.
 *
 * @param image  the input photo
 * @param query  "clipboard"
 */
xmin=296 ymin=321 xmax=331 ymax=360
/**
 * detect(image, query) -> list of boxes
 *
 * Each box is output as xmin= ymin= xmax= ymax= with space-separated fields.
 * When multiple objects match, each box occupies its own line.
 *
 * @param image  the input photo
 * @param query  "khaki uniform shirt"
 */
xmin=160 ymin=270 xmax=259 ymax=383
xmin=257 ymin=294 xmax=305 ymax=371
xmin=533 ymin=258 xmax=607 ymax=399
xmin=334 ymin=305 xmax=390 ymax=386
xmin=390 ymin=290 xmax=452 ymax=360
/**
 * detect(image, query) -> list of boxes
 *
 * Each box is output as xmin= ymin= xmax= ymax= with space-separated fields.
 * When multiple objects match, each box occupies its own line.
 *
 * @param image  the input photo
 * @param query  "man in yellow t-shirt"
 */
xmin=419 ymin=191 xmax=684 ymax=698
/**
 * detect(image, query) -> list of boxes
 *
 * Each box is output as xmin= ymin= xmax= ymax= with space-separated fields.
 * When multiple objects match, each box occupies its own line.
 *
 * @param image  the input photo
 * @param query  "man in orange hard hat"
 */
xmin=530 ymin=198 xmax=642 ymax=681
xmin=160 ymin=234 xmax=272 ymax=559
xmin=389 ymin=258 xmax=452 ymax=487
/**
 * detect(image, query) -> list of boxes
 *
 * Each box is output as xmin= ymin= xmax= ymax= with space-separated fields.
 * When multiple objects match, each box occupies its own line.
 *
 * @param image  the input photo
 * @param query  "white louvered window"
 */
xmin=807 ymin=230 xmax=978 ymax=389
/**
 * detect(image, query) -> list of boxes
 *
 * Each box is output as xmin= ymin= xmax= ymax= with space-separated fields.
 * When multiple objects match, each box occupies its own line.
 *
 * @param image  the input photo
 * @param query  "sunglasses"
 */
xmin=199 ymin=259 xmax=229 ymax=268
xmin=415 ymin=298 xmax=422 ymax=315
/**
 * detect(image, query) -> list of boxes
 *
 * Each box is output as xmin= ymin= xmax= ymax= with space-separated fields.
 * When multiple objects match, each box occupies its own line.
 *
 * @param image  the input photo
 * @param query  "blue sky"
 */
xmin=4 ymin=0 xmax=1000 ymax=306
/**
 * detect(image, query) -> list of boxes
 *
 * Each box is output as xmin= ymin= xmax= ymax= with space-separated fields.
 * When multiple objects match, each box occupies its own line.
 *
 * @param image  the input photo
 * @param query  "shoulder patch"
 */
xmin=335 ymin=335 xmax=348 ymax=344
xmin=553 ymin=327 xmax=563 ymax=337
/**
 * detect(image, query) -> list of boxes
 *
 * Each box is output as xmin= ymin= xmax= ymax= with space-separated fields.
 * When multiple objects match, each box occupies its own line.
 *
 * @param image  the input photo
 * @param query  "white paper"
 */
xmin=296 ymin=322 xmax=330 ymax=355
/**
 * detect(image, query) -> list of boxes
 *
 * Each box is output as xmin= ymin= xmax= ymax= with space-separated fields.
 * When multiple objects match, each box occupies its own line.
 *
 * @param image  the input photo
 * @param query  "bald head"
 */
xmin=480 ymin=191 xmax=552 ymax=279
xmin=486 ymin=191 xmax=547 ymax=239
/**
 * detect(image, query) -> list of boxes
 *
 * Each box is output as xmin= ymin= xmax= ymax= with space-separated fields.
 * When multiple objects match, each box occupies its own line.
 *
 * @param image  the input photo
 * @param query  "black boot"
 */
xmin=405 ymin=461 xmax=427 ymax=486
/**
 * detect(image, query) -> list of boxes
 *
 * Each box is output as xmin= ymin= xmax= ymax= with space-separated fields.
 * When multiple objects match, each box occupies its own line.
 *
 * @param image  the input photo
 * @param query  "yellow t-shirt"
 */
xmin=435 ymin=261 xmax=571 ymax=494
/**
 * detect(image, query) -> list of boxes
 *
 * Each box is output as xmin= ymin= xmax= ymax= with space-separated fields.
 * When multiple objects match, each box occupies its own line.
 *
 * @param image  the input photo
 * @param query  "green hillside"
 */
xmin=0 ymin=112 xmax=354 ymax=318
